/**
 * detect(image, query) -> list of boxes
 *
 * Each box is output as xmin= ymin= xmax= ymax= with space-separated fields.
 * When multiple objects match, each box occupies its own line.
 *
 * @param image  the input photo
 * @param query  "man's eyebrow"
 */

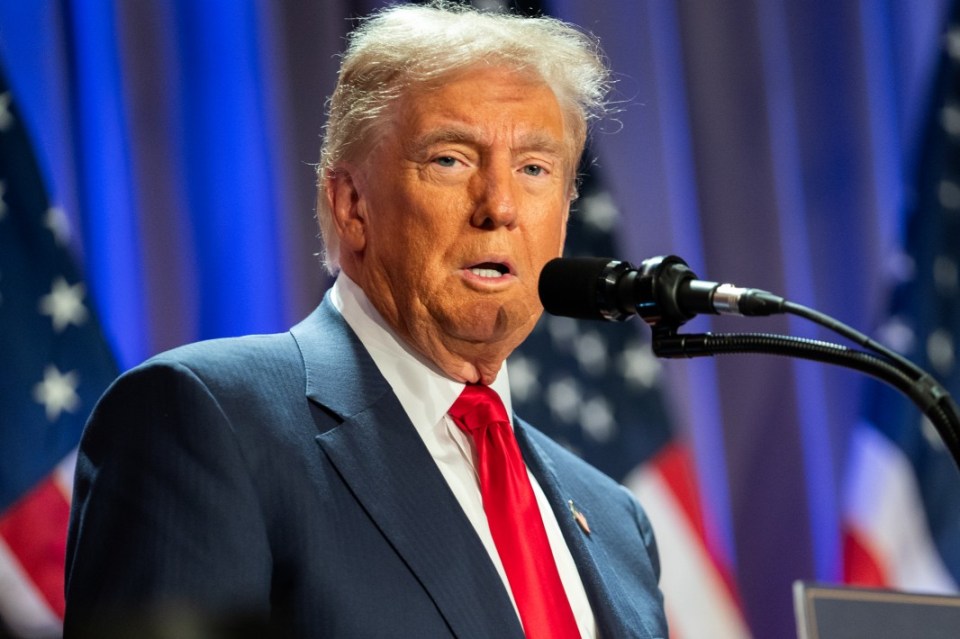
xmin=515 ymin=132 xmax=566 ymax=156
xmin=409 ymin=126 xmax=566 ymax=157
xmin=409 ymin=126 xmax=481 ymax=153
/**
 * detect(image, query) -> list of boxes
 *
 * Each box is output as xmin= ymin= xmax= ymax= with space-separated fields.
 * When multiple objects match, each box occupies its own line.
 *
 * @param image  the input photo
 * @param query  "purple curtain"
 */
xmin=0 ymin=0 xmax=951 ymax=636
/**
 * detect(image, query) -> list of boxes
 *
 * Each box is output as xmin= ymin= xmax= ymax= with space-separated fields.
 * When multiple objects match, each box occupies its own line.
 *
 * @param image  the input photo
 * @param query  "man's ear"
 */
xmin=326 ymin=166 xmax=367 ymax=253
xmin=557 ymin=203 xmax=570 ymax=253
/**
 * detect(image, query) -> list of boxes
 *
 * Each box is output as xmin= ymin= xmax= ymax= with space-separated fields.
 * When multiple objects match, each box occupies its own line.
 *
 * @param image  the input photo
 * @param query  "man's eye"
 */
xmin=433 ymin=156 xmax=458 ymax=168
xmin=522 ymin=164 xmax=545 ymax=176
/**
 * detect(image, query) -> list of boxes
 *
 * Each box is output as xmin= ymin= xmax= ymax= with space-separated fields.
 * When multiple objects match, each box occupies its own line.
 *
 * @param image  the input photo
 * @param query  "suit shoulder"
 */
xmin=86 ymin=330 xmax=318 ymax=460
xmin=149 ymin=331 xmax=299 ymax=369
xmin=133 ymin=332 xmax=300 ymax=382
xmin=100 ymin=332 xmax=306 ymax=414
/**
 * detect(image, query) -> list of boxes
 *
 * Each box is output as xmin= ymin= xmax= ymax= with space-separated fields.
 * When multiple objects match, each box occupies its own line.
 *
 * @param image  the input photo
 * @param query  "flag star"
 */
xmin=44 ymin=206 xmax=71 ymax=245
xmin=573 ymin=330 xmax=608 ymax=376
xmin=33 ymin=365 xmax=81 ymax=422
xmin=938 ymin=179 xmax=960 ymax=210
xmin=0 ymin=92 xmax=12 ymax=131
xmin=927 ymin=329 xmax=955 ymax=376
xmin=472 ymin=0 xmax=510 ymax=11
xmin=546 ymin=376 xmax=582 ymax=424
xmin=578 ymin=191 xmax=619 ymax=232
xmin=876 ymin=314 xmax=916 ymax=356
xmin=39 ymin=277 xmax=88 ymax=332
xmin=529 ymin=317 xmax=547 ymax=337
xmin=934 ymin=255 xmax=958 ymax=295
xmin=580 ymin=396 xmax=616 ymax=443
xmin=508 ymin=354 xmax=541 ymax=403
xmin=942 ymin=103 xmax=960 ymax=137
xmin=619 ymin=339 xmax=662 ymax=388
xmin=922 ymin=416 xmax=946 ymax=452
xmin=948 ymin=28 xmax=960 ymax=62
xmin=882 ymin=250 xmax=915 ymax=285
xmin=546 ymin=315 xmax=579 ymax=351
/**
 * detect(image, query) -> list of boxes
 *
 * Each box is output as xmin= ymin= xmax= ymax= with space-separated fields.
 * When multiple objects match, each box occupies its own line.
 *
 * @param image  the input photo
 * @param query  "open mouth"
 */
xmin=467 ymin=262 xmax=511 ymax=278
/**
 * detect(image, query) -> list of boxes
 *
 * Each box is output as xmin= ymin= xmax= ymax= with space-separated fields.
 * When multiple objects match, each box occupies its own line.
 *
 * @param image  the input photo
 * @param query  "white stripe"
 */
xmin=625 ymin=465 xmax=750 ymax=639
xmin=54 ymin=449 xmax=77 ymax=503
xmin=0 ymin=537 xmax=61 ymax=638
xmin=844 ymin=422 xmax=957 ymax=592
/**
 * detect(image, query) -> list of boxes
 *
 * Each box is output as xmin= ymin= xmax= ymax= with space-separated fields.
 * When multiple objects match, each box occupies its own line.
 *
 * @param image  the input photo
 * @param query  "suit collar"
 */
xmin=516 ymin=419 xmax=660 ymax=639
xmin=290 ymin=294 xmax=390 ymax=420
xmin=291 ymin=296 xmax=525 ymax=638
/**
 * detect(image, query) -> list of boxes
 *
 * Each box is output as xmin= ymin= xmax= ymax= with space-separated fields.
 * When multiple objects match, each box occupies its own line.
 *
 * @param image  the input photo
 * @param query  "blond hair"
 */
xmin=316 ymin=1 xmax=611 ymax=272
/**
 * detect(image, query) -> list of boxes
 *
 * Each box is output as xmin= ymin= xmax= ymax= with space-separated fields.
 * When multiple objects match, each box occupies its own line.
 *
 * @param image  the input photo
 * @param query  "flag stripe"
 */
xmin=54 ymin=450 xmax=77 ymax=502
xmin=626 ymin=446 xmax=750 ymax=639
xmin=651 ymin=441 xmax=707 ymax=538
xmin=651 ymin=442 xmax=744 ymax=611
xmin=0 ymin=473 xmax=71 ymax=618
xmin=842 ymin=527 xmax=887 ymax=586
xmin=842 ymin=423 xmax=956 ymax=592
xmin=0 ymin=529 xmax=61 ymax=638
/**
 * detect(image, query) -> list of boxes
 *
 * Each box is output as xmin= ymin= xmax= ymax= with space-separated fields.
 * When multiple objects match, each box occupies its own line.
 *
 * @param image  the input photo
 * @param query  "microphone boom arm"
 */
xmin=651 ymin=327 xmax=960 ymax=471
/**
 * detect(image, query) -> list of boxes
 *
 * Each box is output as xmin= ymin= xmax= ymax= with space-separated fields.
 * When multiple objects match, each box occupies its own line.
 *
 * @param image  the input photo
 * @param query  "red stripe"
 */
xmin=0 ymin=477 xmax=70 ymax=618
xmin=842 ymin=527 xmax=888 ymax=587
xmin=651 ymin=442 xmax=706 ymax=538
xmin=650 ymin=441 xmax=745 ymax=610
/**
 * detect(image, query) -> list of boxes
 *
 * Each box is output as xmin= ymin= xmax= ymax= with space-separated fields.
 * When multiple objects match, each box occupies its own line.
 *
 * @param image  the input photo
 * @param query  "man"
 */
xmin=64 ymin=3 xmax=667 ymax=638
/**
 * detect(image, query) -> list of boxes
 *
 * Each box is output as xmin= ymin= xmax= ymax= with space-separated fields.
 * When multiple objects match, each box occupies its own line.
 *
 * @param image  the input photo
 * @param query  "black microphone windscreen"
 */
xmin=538 ymin=257 xmax=616 ymax=320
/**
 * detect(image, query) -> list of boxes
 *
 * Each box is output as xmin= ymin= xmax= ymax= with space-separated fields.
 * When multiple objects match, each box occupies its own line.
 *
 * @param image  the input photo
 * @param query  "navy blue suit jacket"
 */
xmin=65 ymin=297 xmax=667 ymax=638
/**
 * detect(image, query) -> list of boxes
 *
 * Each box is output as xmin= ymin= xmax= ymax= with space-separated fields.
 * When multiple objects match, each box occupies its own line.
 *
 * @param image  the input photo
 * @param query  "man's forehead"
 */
xmin=355 ymin=64 xmax=587 ymax=169
xmin=394 ymin=80 xmax=568 ymax=148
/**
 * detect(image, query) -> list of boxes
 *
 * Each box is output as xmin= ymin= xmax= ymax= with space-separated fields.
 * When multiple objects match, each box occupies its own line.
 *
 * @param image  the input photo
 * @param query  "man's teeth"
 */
xmin=469 ymin=267 xmax=504 ymax=278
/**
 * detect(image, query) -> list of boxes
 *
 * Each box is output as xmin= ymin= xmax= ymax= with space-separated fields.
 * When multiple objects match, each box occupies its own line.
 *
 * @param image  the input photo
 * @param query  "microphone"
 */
xmin=538 ymin=255 xmax=785 ymax=328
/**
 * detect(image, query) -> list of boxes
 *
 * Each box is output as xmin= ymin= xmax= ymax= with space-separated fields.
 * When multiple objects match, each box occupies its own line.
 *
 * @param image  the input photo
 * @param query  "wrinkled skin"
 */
xmin=327 ymin=66 xmax=577 ymax=384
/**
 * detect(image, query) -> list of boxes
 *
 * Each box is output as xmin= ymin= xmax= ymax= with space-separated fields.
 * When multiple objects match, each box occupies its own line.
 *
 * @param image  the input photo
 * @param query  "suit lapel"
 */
xmin=515 ymin=419 xmax=655 ymax=639
xmin=291 ymin=298 xmax=524 ymax=639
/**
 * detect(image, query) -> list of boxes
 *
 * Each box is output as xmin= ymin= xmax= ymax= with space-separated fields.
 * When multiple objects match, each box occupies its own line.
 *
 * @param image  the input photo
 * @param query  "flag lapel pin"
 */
xmin=568 ymin=500 xmax=591 ymax=535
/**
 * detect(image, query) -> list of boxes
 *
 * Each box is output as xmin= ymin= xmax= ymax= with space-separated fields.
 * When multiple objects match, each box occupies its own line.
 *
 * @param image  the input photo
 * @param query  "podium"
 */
xmin=794 ymin=581 xmax=960 ymax=639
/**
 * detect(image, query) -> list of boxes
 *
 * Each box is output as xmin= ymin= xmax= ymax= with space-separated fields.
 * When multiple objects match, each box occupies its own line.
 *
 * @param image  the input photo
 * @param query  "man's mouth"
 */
xmin=467 ymin=262 xmax=511 ymax=278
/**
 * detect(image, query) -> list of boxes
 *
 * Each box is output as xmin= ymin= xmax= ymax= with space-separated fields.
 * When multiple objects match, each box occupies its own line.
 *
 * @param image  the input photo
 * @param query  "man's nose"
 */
xmin=470 ymin=162 xmax=519 ymax=230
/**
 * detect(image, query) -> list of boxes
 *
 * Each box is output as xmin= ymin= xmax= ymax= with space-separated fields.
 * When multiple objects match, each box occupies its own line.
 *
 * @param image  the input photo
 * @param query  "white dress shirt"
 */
xmin=330 ymin=273 xmax=597 ymax=638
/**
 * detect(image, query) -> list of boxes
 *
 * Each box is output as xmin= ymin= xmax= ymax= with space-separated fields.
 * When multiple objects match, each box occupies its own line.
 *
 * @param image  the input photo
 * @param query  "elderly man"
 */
xmin=64 ymin=3 xmax=667 ymax=638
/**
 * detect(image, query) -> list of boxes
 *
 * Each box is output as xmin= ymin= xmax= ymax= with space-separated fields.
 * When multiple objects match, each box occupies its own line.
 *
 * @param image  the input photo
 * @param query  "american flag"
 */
xmin=842 ymin=1 xmax=960 ymax=597
xmin=0 ymin=71 xmax=116 ymax=637
xmin=510 ymin=169 xmax=750 ymax=638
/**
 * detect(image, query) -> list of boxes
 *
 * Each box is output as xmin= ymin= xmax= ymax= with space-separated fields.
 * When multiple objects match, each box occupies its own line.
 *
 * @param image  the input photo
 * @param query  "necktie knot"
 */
xmin=449 ymin=383 xmax=510 ymax=434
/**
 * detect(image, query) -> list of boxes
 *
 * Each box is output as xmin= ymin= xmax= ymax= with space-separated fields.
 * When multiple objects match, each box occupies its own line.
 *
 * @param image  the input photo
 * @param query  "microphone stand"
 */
xmin=648 ymin=301 xmax=960 ymax=471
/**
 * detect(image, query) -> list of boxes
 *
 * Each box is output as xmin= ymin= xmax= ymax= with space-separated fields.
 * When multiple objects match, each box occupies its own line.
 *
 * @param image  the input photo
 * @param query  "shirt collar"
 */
xmin=329 ymin=273 xmax=514 ymax=425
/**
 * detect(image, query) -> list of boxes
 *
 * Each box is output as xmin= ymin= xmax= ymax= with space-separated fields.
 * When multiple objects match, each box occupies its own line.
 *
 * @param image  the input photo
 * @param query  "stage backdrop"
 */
xmin=1 ymin=1 xmax=957 ymax=638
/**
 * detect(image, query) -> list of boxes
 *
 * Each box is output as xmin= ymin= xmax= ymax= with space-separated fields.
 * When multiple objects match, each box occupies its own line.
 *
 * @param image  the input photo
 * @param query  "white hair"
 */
xmin=316 ymin=1 xmax=612 ymax=272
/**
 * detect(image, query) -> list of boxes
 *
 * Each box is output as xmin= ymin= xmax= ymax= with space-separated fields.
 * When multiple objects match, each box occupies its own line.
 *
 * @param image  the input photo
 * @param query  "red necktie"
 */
xmin=449 ymin=384 xmax=580 ymax=639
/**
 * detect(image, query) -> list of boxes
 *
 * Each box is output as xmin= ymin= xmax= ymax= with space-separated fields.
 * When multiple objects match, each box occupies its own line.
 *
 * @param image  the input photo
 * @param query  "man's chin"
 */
xmin=450 ymin=314 xmax=539 ymax=356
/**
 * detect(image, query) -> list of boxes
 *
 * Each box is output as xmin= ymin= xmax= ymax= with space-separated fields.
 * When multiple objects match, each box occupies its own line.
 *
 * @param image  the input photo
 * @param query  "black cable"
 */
xmin=781 ymin=300 xmax=927 ymax=381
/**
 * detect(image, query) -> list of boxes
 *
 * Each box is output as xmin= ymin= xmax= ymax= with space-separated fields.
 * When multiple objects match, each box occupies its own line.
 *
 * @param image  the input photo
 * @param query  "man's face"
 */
xmin=333 ymin=66 xmax=574 ymax=382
